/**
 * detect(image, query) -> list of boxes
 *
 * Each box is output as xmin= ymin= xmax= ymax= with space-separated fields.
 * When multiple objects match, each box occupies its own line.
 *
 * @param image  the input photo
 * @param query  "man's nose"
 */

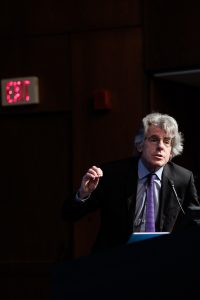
xmin=157 ymin=139 xmax=165 ymax=147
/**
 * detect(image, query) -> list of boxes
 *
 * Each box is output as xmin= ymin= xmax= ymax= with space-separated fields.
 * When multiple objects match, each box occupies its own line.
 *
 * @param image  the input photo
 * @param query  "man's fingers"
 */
xmin=87 ymin=166 xmax=103 ymax=178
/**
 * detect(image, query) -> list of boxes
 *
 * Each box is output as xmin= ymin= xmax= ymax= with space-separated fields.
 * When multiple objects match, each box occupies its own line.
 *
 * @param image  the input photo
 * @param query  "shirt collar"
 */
xmin=138 ymin=158 xmax=163 ymax=181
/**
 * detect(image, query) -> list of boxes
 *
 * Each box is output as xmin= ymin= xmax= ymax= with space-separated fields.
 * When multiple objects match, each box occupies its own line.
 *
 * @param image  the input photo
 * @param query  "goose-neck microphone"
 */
xmin=169 ymin=179 xmax=185 ymax=215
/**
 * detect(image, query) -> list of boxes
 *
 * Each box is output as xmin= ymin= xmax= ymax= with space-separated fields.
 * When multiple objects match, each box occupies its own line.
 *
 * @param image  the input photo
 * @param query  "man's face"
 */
xmin=139 ymin=125 xmax=172 ymax=172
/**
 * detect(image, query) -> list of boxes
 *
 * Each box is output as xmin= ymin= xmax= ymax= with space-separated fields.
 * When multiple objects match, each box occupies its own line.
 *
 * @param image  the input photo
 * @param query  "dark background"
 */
xmin=1 ymin=1 xmax=200 ymax=298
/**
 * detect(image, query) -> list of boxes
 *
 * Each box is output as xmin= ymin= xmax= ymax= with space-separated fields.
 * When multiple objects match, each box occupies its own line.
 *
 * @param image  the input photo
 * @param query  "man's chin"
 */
xmin=151 ymin=161 xmax=165 ymax=170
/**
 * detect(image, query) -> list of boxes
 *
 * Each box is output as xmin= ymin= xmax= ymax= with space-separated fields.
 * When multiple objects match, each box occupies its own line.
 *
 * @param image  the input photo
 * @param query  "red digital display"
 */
xmin=6 ymin=80 xmax=31 ymax=104
xmin=1 ymin=76 xmax=39 ymax=106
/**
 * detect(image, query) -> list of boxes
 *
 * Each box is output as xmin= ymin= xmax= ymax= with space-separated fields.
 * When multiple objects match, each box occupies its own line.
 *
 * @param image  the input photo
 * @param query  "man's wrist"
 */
xmin=76 ymin=190 xmax=91 ymax=201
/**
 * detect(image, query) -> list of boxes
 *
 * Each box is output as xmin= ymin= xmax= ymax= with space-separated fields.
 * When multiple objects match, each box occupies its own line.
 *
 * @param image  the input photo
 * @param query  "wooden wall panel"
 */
xmin=144 ymin=0 xmax=200 ymax=70
xmin=0 ymin=36 xmax=71 ymax=112
xmin=71 ymin=28 xmax=144 ymax=185
xmin=0 ymin=113 xmax=72 ymax=263
xmin=0 ymin=29 xmax=72 ymax=300
xmin=0 ymin=0 xmax=145 ymax=291
xmin=70 ymin=28 xmax=145 ymax=257
xmin=0 ymin=0 xmax=142 ymax=35
xmin=1 ymin=263 xmax=51 ymax=300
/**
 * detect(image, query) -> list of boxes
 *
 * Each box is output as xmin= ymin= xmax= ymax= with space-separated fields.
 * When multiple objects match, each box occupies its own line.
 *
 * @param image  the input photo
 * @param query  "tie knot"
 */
xmin=147 ymin=173 xmax=156 ymax=184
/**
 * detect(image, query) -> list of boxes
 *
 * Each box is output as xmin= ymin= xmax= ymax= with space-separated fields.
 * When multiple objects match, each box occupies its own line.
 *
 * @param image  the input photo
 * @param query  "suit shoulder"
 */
xmin=167 ymin=161 xmax=193 ymax=176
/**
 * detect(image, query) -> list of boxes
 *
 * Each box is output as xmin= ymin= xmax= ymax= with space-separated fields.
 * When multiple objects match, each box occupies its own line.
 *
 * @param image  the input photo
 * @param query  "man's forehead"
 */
xmin=147 ymin=124 xmax=167 ymax=136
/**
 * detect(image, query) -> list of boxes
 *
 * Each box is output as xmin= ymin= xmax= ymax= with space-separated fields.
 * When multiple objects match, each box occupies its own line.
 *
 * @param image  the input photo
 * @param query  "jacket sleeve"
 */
xmin=62 ymin=187 xmax=102 ymax=222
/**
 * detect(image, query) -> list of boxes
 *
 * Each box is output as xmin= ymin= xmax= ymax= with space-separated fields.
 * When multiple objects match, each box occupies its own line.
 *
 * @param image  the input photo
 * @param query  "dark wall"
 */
xmin=149 ymin=79 xmax=200 ymax=193
xmin=0 ymin=0 xmax=145 ymax=298
xmin=144 ymin=0 xmax=200 ymax=70
xmin=1 ymin=1 xmax=200 ymax=298
xmin=144 ymin=0 xmax=200 ymax=194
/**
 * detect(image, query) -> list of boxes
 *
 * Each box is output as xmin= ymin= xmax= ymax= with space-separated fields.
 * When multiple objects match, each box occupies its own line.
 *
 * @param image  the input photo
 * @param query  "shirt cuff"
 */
xmin=75 ymin=191 xmax=91 ymax=202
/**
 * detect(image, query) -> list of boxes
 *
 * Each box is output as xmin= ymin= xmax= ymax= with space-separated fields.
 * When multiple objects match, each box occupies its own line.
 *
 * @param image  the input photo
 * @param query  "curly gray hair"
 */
xmin=134 ymin=112 xmax=184 ymax=158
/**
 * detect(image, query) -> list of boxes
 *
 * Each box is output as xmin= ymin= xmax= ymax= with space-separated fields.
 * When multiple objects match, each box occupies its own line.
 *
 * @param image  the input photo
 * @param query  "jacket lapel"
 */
xmin=158 ymin=164 xmax=180 ymax=231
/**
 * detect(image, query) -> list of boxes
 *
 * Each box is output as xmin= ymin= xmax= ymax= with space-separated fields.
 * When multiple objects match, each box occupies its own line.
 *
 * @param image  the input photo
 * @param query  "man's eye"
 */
xmin=150 ymin=137 xmax=158 ymax=142
xmin=164 ymin=139 xmax=171 ymax=144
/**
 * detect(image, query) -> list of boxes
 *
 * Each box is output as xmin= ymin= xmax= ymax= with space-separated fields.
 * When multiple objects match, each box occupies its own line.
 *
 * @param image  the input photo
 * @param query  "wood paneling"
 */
xmin=0 ymin=263 xmax=51 ymax=300
xmin=0 ymin=36 xmax=71 ymax=112
xmin=0 ymin=113 xmax=72 ymax=262
xmin=144 ymin=0 xmax=200 ymax=70
xmin=0 ymin=0 xmax=145 ymax=291
xmin=0 ymin=0 xmax=142 ymax=35
xmin=71 ymin=28 xmax=144 ymax=185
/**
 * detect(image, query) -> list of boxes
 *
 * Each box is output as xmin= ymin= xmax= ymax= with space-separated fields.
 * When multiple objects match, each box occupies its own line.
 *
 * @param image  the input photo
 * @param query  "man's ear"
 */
xmin=136 ymin=143 xmax=143 ymax=153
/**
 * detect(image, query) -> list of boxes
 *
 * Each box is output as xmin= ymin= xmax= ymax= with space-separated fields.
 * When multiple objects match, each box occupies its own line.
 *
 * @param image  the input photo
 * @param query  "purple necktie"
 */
xmin=145 ymin=173 xmax=156 ymax=232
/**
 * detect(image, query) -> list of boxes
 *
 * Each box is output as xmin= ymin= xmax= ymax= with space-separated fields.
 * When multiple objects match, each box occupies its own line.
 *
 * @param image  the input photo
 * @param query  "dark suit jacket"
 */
xmin=64 ymin=157 xmax=200 ymax=252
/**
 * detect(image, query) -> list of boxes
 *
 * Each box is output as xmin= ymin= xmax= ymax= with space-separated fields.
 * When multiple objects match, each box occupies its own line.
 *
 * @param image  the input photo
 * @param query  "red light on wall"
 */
xmin=92 ymin=89 xmax=112 ymax=111
xmin=1 ymin=76 xmax=39 ymax=106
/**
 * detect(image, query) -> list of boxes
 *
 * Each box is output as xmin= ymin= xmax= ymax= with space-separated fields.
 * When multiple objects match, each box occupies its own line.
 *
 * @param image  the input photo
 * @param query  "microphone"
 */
xmin=169 ymin=179 xmax=185 ymax=215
